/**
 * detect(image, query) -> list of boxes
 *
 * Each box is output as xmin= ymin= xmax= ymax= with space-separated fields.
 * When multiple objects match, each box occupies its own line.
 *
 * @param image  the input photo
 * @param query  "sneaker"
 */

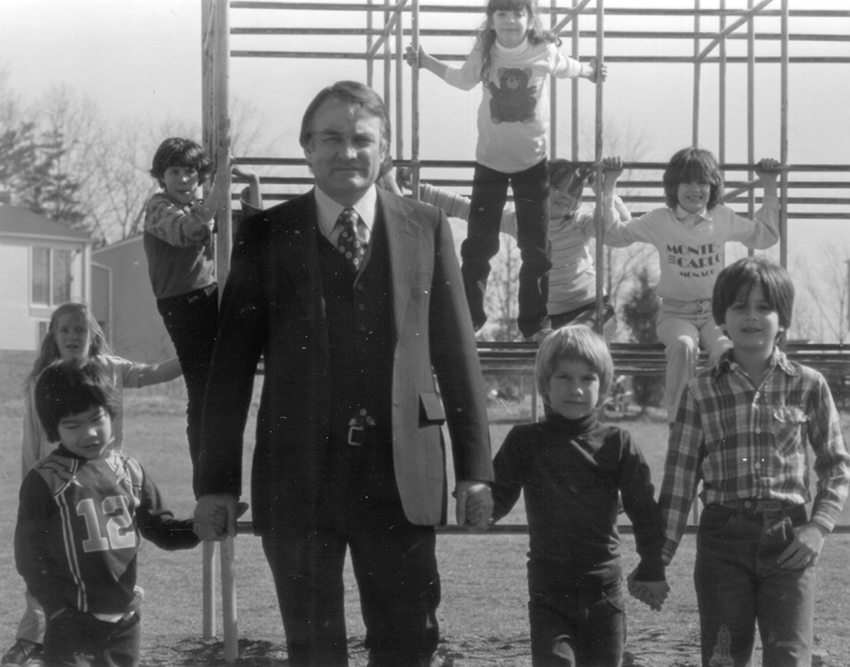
xmin=1 ymin=640 xmax=42 ymax=666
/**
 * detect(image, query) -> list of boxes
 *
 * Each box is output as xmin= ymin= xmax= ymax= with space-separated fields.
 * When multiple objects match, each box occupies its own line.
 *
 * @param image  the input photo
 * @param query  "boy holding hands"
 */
xmin=490 ymin=326 xmax=668 ymax=666
xmin=14 ymin=360 xmax=201 ymax=667
xmin=655 ymin=257 xmax=850 ymax=666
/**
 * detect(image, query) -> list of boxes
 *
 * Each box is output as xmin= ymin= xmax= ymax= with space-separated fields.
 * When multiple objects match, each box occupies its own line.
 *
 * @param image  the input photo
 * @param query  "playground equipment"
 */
xmin=199 ymin=1 xmax=849 ymax=660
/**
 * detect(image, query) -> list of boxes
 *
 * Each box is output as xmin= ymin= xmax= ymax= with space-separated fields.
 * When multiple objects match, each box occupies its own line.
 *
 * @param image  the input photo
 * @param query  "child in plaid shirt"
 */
xmin=653 ymin=256 xmax=850 ymax=666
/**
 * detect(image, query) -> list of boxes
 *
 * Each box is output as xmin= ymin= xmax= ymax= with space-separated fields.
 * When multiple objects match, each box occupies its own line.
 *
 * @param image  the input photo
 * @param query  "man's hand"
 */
xmin=455 ymin=481 xmax=493 ymax=533
xmin=777 ymin=521 xmax=827 ymax=570
xmin=194 ymin=494 xmax=239 ymax=541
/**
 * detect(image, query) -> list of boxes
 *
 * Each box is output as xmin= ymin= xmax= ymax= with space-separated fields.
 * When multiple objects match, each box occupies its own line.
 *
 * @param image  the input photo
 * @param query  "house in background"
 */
xmin=91 ymin=235 xmax=175 ymax=362
xmin=0 ymin=203 xmax=93 ymax=351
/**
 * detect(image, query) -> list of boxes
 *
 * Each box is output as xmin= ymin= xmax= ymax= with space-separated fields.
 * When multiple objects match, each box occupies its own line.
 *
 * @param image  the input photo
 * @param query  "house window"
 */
xmin=32 ymin=247 xmax=73 ymax=306
xmin=37 ymin=321 xmax=49 ymax=347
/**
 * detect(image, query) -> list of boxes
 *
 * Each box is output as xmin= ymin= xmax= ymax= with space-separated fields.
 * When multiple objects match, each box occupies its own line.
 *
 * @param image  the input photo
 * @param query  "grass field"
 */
xmin=1 ymin=351 xmax=849 ymax=666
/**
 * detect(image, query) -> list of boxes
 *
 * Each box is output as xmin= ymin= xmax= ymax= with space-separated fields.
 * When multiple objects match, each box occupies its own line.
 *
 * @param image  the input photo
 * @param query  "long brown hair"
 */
xmin=476 ymin=0 xmax=560 ymax=83
xmin=24 ymin=303 xmax=112 ymax=391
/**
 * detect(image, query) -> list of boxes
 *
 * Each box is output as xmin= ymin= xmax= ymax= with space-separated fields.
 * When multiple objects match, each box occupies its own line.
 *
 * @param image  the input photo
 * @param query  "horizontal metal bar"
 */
xmin=230 ymin=2 xmax=849 ymax=20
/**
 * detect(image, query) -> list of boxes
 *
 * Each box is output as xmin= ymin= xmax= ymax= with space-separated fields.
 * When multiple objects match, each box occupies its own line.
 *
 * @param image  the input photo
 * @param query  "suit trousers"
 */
xmin=261 ymin=463 xmax=441 ymax=667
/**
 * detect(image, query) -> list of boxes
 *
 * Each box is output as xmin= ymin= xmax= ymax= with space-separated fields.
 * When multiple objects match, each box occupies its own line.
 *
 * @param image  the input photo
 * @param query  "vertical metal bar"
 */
xmin=395 ymin=0 xmax=406 ymax=167
xmin=411 ymin=0 xmax=420 ymax=198
xmin=594 ymin=0 xmax=605 ymax=336
xmin=692 ymin=0 xmax=701 ymax=146
xmin=747 ymin=0 xmax=756 ymax=239
xmin=550 ymin=0 xmax=557 ymax=158
xmin=571 ymin=0 xmax=579 ymax=160
xmin=384 ymin=0 xmax=391 ymax=111
xmin=367 ymin=0 xmax=374 ymax=88
xmin=719 ymin=0 xmax=726 ymax=164
xmin=780 ymin=0 xmax=789 ymax=268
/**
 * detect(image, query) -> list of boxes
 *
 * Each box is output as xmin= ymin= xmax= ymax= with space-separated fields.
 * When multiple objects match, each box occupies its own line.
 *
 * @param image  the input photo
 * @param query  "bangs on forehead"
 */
xmin=676 ymin=156 xmax=720 ymax=184
xmin=55 ymin=312 xmax=87 ymax=328
xmin=489 ymin=0 xmax=531 ymax=12
xmin=732 ymin=277 xmax=771 ymax=305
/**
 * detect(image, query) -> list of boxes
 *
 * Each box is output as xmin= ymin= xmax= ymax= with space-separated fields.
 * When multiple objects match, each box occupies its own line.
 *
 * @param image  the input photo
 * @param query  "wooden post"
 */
xmin=200 ymin=0 xmax=217 ymax=643
xmin=201 ymin=0 xmax=237 ymax=661
xmin=221 ymin=537 xmax=239 ymax=663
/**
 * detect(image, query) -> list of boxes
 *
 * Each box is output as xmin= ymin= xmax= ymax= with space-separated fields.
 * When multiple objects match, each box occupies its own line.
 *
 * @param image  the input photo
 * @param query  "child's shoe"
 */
xmin=1 ymin=640 xmax=42 ymax=666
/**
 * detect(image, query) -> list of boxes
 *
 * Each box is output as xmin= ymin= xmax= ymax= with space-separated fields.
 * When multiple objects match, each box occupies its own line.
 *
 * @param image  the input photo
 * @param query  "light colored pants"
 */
xmin=656 ymin=298 xmax=731 ymax=420
xmin=16 ymin=590 xmax=45 ymax=644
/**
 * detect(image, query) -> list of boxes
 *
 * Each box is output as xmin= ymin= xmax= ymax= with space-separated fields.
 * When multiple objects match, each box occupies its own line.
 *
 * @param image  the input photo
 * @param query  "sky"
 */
xmin=1 ymin=0 xmax=849 ymax=332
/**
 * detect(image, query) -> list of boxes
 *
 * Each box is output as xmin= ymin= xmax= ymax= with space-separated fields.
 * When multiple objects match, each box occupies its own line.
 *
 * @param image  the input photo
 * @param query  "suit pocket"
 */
xmin=419 ymin=392 xmax=446 ymax=425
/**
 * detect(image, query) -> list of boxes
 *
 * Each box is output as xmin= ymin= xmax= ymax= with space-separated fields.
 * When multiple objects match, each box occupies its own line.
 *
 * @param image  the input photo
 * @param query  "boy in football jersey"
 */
xmin=14 ymin=360 xmax=200 ymax=667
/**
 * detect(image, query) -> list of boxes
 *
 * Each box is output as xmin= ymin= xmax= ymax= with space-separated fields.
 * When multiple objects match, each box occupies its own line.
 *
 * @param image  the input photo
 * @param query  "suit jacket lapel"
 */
xmin=378 ymin=189 xmax=418 ymax=339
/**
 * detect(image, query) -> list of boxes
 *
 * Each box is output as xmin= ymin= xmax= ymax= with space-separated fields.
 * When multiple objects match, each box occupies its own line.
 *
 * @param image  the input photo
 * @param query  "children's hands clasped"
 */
xmin=627 ymin=568 xmax=670 ymax=612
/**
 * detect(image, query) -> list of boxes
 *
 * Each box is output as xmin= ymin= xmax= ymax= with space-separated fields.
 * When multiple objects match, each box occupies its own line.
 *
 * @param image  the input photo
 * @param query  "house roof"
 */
xmin=0 ymin=205 xmax=93 ymax=243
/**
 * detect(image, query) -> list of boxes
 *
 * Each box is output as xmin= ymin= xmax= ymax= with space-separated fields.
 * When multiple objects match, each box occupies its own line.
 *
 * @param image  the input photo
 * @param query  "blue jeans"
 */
xmin=461 ymin=160 xmax=552 ymax=338
xmin=156 ymin=284 xmax=218 ymax=496
xmin=527 ymin=564 xmax=625 ymax=667
xmin=694 ymin=503 xmax=815 ymax=667
xmin=43 ymin=609 xmax=140 ymax=667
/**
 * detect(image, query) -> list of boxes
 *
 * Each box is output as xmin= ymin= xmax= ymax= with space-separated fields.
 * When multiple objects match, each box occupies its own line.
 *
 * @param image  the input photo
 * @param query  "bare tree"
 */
xmin=791 ymin=240 xmax=850 ymax=343
xmin=487 ymin=235 xmax=521 ymax=341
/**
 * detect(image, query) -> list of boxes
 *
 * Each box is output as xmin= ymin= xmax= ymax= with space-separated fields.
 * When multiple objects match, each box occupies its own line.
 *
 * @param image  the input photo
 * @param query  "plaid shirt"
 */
xmin=659 ymin=348 xmax=850 ymax=561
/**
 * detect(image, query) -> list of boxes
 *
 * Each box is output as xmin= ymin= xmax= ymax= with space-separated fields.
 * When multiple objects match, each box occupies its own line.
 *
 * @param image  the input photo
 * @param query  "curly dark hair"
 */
xmin=149 ymin=137 xmax=214 ymax=188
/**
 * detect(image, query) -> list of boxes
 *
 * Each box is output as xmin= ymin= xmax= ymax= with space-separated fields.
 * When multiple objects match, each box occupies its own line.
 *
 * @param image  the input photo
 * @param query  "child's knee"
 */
xmin=665 ymin=335 xmax=699 ymax=362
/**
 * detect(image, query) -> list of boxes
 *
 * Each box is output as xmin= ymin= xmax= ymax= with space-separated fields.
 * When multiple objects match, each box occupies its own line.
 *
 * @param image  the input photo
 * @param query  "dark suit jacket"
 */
xmin=198 ymin=188 xmax=493 ymax=532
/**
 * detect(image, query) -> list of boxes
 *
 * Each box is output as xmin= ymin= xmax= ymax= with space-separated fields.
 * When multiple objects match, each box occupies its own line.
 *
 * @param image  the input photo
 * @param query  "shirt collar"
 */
xmin=673 ymin=205 xmax=711 ymax=228
xmin=314 ymin=185 xmax=377 ymax=241
xmin=713 ymin=346 xmax=798 ymax=380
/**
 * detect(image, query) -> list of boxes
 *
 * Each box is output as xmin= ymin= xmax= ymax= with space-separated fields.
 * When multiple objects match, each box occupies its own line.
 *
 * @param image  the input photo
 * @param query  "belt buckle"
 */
xmin=347 ymin=424 xmax=364 ymax=446
xmin=754 ymin=500 xmax=782 ymax=513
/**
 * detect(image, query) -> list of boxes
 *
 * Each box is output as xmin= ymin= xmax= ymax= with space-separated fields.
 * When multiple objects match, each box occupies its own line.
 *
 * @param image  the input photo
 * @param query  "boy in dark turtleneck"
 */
xmin=491 ymin=325 xmax=668 ymax=666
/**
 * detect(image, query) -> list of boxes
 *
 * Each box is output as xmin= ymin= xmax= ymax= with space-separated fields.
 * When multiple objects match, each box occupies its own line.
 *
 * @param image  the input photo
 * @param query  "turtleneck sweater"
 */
xmin=492 ymin=409 xmax=665 ymax=583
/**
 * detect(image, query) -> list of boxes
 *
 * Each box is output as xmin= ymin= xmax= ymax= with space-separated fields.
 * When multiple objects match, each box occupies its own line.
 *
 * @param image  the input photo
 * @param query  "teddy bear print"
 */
xmin=488 ymin=67 xmax=537 ymax=124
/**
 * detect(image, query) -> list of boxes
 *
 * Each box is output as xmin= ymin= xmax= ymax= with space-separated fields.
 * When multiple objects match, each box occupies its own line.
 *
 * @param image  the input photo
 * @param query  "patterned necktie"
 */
xmin=335 ymin=207 xmax=366 ymax=270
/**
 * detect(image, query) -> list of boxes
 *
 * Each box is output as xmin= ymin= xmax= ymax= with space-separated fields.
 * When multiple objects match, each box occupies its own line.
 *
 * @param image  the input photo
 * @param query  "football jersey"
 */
xmin=15 ymin=447 xmax=198 ymax=618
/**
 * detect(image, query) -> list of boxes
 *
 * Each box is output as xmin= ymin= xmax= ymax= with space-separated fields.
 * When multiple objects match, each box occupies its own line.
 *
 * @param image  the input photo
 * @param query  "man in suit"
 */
xmin=192 ymin=81 xmax=494 ymax=667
